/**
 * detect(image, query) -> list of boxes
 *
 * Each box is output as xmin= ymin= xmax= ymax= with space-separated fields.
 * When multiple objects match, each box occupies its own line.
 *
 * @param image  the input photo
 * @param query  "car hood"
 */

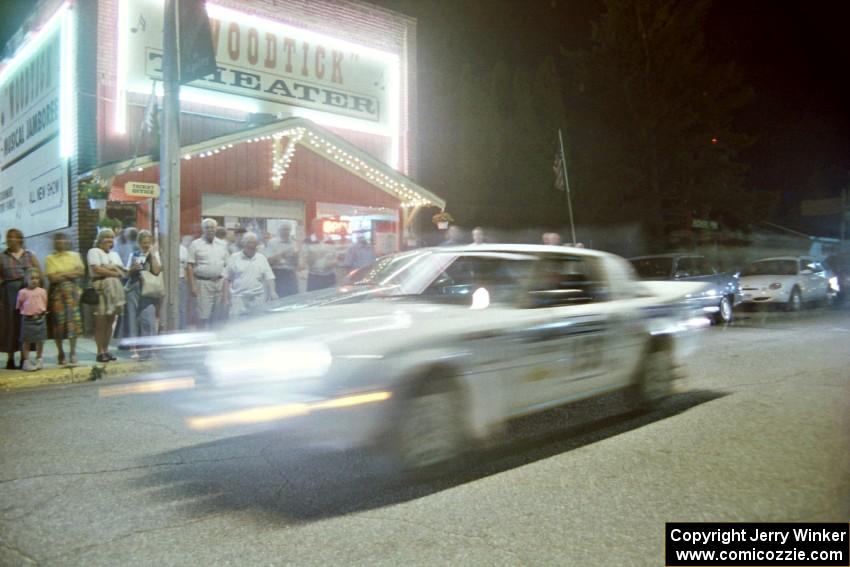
xmin=739 ymin=275 xmax=796 ymax=287
xmin=213 ymin=300 xmax=510 ymax=356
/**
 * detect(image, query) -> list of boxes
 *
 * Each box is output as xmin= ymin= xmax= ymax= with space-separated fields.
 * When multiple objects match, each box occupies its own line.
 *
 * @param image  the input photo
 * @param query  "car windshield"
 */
xmin=742 ymin=260 xmax=798 ymax=276
xmin=630 ymin=257 xmax=674 ymax=279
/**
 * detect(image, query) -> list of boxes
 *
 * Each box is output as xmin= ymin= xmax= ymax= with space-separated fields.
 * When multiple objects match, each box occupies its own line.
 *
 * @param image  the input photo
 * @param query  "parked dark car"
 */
xmin=824 ymin=252 xmax=850 ymax=304
xmin=629 ymin=253 xmax=743 ymax=323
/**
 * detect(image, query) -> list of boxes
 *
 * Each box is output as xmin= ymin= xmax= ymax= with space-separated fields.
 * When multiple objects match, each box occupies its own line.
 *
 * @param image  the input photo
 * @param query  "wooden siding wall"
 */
xmin=112 ymin=138 xmax=401 ymax=236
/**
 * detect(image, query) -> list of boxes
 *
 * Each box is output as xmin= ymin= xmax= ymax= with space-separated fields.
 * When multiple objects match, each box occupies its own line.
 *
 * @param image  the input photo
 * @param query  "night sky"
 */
xmin=1 ymin=0 xmax=847 ymax=235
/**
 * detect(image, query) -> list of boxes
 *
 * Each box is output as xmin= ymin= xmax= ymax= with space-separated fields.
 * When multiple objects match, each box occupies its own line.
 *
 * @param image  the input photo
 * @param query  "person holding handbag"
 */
xmin=123 ymin=230 xmax=162 ymax=360
xmin=87 ymin=229 xmax=127 ymax=363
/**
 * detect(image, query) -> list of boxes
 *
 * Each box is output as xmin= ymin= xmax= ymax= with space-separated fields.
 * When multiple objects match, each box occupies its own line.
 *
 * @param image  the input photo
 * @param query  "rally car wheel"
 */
xmin=630 ymin=341 xmax=675 ymax=409
xmin=393 ymin=375 xmax=466 ymax=475
xmin=714 ymin=295 xmax=733 ymax=325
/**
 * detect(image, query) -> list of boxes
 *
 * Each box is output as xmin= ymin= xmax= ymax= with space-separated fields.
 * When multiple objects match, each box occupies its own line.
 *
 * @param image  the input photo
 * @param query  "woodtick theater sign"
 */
xmin=124 ymin=0 xmax=397 ymax=130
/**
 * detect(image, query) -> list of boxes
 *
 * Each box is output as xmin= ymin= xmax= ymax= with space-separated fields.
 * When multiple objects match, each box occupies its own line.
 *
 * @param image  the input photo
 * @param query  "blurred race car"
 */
xmin=131 ymin=245 xmax=708 ymax=473
xmin=738 ymin=256 xmax=836 ymax=310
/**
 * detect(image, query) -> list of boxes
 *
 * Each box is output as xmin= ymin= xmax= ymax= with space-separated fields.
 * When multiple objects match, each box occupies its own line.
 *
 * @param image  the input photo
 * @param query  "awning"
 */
xmin=84 ymin=117 xmax=445 ymax=210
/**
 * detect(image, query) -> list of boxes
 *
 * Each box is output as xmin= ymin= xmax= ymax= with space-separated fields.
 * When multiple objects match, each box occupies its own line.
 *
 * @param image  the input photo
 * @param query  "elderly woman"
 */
xmin=87 ymin=229 xmax=127 ymax=363
xmin=1 ymin=229 xmax=43 ymax=369
xmin=124 ymin=230 xmax=161 ymax=359
xmin=45 ymin=232 xmax=85 ymax=365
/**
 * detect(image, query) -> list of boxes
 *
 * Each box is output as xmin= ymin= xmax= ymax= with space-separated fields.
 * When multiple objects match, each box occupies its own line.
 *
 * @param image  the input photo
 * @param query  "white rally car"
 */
xmin=738 ymin=256 xmax=836 ymax=310
xmin=138 ymin=245 xmax=707 ymax=473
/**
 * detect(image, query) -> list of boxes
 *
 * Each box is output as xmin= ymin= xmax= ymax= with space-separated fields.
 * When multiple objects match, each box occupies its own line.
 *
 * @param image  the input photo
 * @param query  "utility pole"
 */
xmin=159 ymin=0 xmax=181 ymax=331
xmin=558 ymin=128 xmax=577 ymax=244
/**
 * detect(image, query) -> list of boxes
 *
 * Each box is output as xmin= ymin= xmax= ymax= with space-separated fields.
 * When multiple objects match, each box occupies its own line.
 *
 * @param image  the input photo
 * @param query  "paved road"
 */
xmin=2 ymin=307 xmax=849 ymax=566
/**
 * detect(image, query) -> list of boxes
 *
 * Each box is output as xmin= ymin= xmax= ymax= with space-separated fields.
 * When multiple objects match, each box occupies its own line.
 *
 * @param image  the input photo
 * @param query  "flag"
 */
xmin=178 ymin=0 xmax=217 ymax=84
xmin=553 ymin=147 xmax=566 ymax=192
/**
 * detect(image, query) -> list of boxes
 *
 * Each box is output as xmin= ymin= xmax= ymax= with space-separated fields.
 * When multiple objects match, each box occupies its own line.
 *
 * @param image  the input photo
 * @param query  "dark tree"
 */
xmin=563 ymin=0 xmax=753 ymax=245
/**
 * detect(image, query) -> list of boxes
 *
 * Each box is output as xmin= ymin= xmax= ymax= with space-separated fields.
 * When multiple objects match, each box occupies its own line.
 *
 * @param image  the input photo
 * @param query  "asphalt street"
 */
xmin=1 ymin=307 xmax=848 ymax=566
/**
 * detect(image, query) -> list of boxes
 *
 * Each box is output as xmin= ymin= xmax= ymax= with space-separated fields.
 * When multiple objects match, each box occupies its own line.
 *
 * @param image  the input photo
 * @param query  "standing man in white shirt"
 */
xmin=222 ymin=233 xmax=277 ymax=318
xmin=187 ymin=219 xmax=230 ymax=328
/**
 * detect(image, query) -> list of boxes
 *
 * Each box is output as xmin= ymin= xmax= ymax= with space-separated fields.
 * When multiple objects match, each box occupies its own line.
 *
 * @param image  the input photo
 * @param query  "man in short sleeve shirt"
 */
xmin=223 ymin=233 xmax=276 ymax=318
xmin=187 ymin=219 xmax=230 ymax=327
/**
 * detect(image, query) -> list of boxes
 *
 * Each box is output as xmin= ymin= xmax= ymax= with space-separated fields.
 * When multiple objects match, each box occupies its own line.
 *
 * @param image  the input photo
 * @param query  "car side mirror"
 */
xmin=674 ymin=270 xmax=689 ymax=279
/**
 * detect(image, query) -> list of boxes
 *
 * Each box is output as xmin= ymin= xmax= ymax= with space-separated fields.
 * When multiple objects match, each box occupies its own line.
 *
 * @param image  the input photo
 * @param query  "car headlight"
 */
xmin=769 ymin=283 xmax=782 ymax=290
xmin=829 ymin=276 xmax=840 ymax=291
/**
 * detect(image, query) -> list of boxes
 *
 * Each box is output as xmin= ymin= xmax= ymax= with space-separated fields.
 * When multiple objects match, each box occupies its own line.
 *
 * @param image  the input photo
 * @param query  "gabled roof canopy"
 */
xmin=84 ymin=117 xmax=445 ymax=210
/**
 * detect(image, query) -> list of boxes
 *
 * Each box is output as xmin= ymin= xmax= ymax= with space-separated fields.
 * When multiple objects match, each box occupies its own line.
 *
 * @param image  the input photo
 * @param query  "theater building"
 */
xmin=0 ymin=0 xmax=444 ymax=258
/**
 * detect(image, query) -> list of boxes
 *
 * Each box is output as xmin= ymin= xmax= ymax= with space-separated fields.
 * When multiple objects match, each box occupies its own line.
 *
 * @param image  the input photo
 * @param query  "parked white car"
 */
xmin=739 ymin=256 xmax=834 ymax=310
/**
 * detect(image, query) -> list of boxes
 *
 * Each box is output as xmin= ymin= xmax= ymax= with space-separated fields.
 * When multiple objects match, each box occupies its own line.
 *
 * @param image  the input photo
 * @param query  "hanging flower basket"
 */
xmin=80 ymin=177 xmax=111 ymax=210
xmin=432 ymin=211 xmax=454 ymax=229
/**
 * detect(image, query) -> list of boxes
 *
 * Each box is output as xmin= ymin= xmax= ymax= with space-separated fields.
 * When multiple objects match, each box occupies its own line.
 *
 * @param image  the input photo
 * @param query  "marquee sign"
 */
xmin=0 ymin=4 xmax=72 ymax=237
xmin=120 ymin=0 xmax=398 ymax=132
xmin=0 ymin=32 xmax=60 ymax=169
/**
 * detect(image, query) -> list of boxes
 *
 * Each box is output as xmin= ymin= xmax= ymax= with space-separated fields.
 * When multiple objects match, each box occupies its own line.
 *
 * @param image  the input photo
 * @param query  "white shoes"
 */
xmin=21 ymin=359 xmax=43 ymax=371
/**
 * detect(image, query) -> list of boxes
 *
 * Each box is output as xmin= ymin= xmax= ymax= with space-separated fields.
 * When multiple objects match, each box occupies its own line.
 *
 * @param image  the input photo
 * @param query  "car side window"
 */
xmin=675 ymin=257 xmax=699 ymax=277
xmin=698 ymin=257 xmax=716 ymax=275
xmin=422 ymin=256 xmax=532 ymax=303
xmin=526 ymin=256 xmax=610 ymax=307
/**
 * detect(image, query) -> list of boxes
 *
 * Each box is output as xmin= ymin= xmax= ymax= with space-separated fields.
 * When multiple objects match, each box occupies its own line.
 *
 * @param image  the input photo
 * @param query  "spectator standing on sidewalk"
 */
xmin=16 ymin=268 xmax=48 ymax=371
xmin=471 ymin=227 xmax=486 ymax=245
xmin=264 ymin=225 xmax=299 ymax=297
xmin=124 ymin=230 xmax=162 ymax=359
xmin=222 ymin=233 xmax=277 ymax=318
xmin=88 ymin=229 xmax=127 ymax=363
xmin=342 ymin=235 xmax=376 ymax=271
xmin=1 ymin=228 xmax=43 ymax=370
xmin=45 ymin=233 xmax=84 ymax=366
xmin=301 ymin=223 xmax=338 ymax=291
xmin=187 ymin=219 xmax=229 ymax=328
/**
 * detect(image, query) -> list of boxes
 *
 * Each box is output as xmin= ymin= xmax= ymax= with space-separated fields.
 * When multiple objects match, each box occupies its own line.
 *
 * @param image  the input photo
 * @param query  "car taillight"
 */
xmin=769 ymin=283 xmax=782 ymax=290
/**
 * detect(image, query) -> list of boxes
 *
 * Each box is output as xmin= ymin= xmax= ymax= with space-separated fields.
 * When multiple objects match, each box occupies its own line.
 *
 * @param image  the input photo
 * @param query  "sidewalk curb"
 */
xmin=0 ymin=361 xmax=159 ymax=391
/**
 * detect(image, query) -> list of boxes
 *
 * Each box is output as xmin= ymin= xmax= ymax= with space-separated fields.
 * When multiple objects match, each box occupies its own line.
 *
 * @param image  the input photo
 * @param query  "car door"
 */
xmin=675 ymin=256 xmax=716 ymax=309
xmin=418 ymin=253 xmax=565 ymax=416
xmin=508 ymin=254 xmax=613 ymax=414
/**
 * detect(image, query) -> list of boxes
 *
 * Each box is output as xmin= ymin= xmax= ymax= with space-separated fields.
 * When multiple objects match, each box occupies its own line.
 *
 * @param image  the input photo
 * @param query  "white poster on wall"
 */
xmin=0 ymin=137 xmax=68 ymax=237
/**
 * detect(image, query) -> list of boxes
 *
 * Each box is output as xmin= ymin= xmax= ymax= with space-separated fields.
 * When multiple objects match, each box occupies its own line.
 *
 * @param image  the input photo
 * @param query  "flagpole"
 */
xmin=160 ymin=0 xmax=181 ymax=331
xmin=558 ymin=128 xmax=576 ymax=244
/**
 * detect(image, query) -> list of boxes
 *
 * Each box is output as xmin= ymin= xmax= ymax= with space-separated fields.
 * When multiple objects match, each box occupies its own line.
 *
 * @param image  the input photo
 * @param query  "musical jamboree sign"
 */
xmin=0 ymin=25 xmax=69 ymax=237
xmin=123 ymin=0 xmax=397 ymax=130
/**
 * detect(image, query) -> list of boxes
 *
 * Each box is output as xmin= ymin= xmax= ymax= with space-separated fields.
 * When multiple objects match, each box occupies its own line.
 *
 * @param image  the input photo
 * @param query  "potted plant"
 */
xmin=80 ymin=177 xmax=111 ymax=209
xmin=432 ymin=211 xmax=454 ymax=230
